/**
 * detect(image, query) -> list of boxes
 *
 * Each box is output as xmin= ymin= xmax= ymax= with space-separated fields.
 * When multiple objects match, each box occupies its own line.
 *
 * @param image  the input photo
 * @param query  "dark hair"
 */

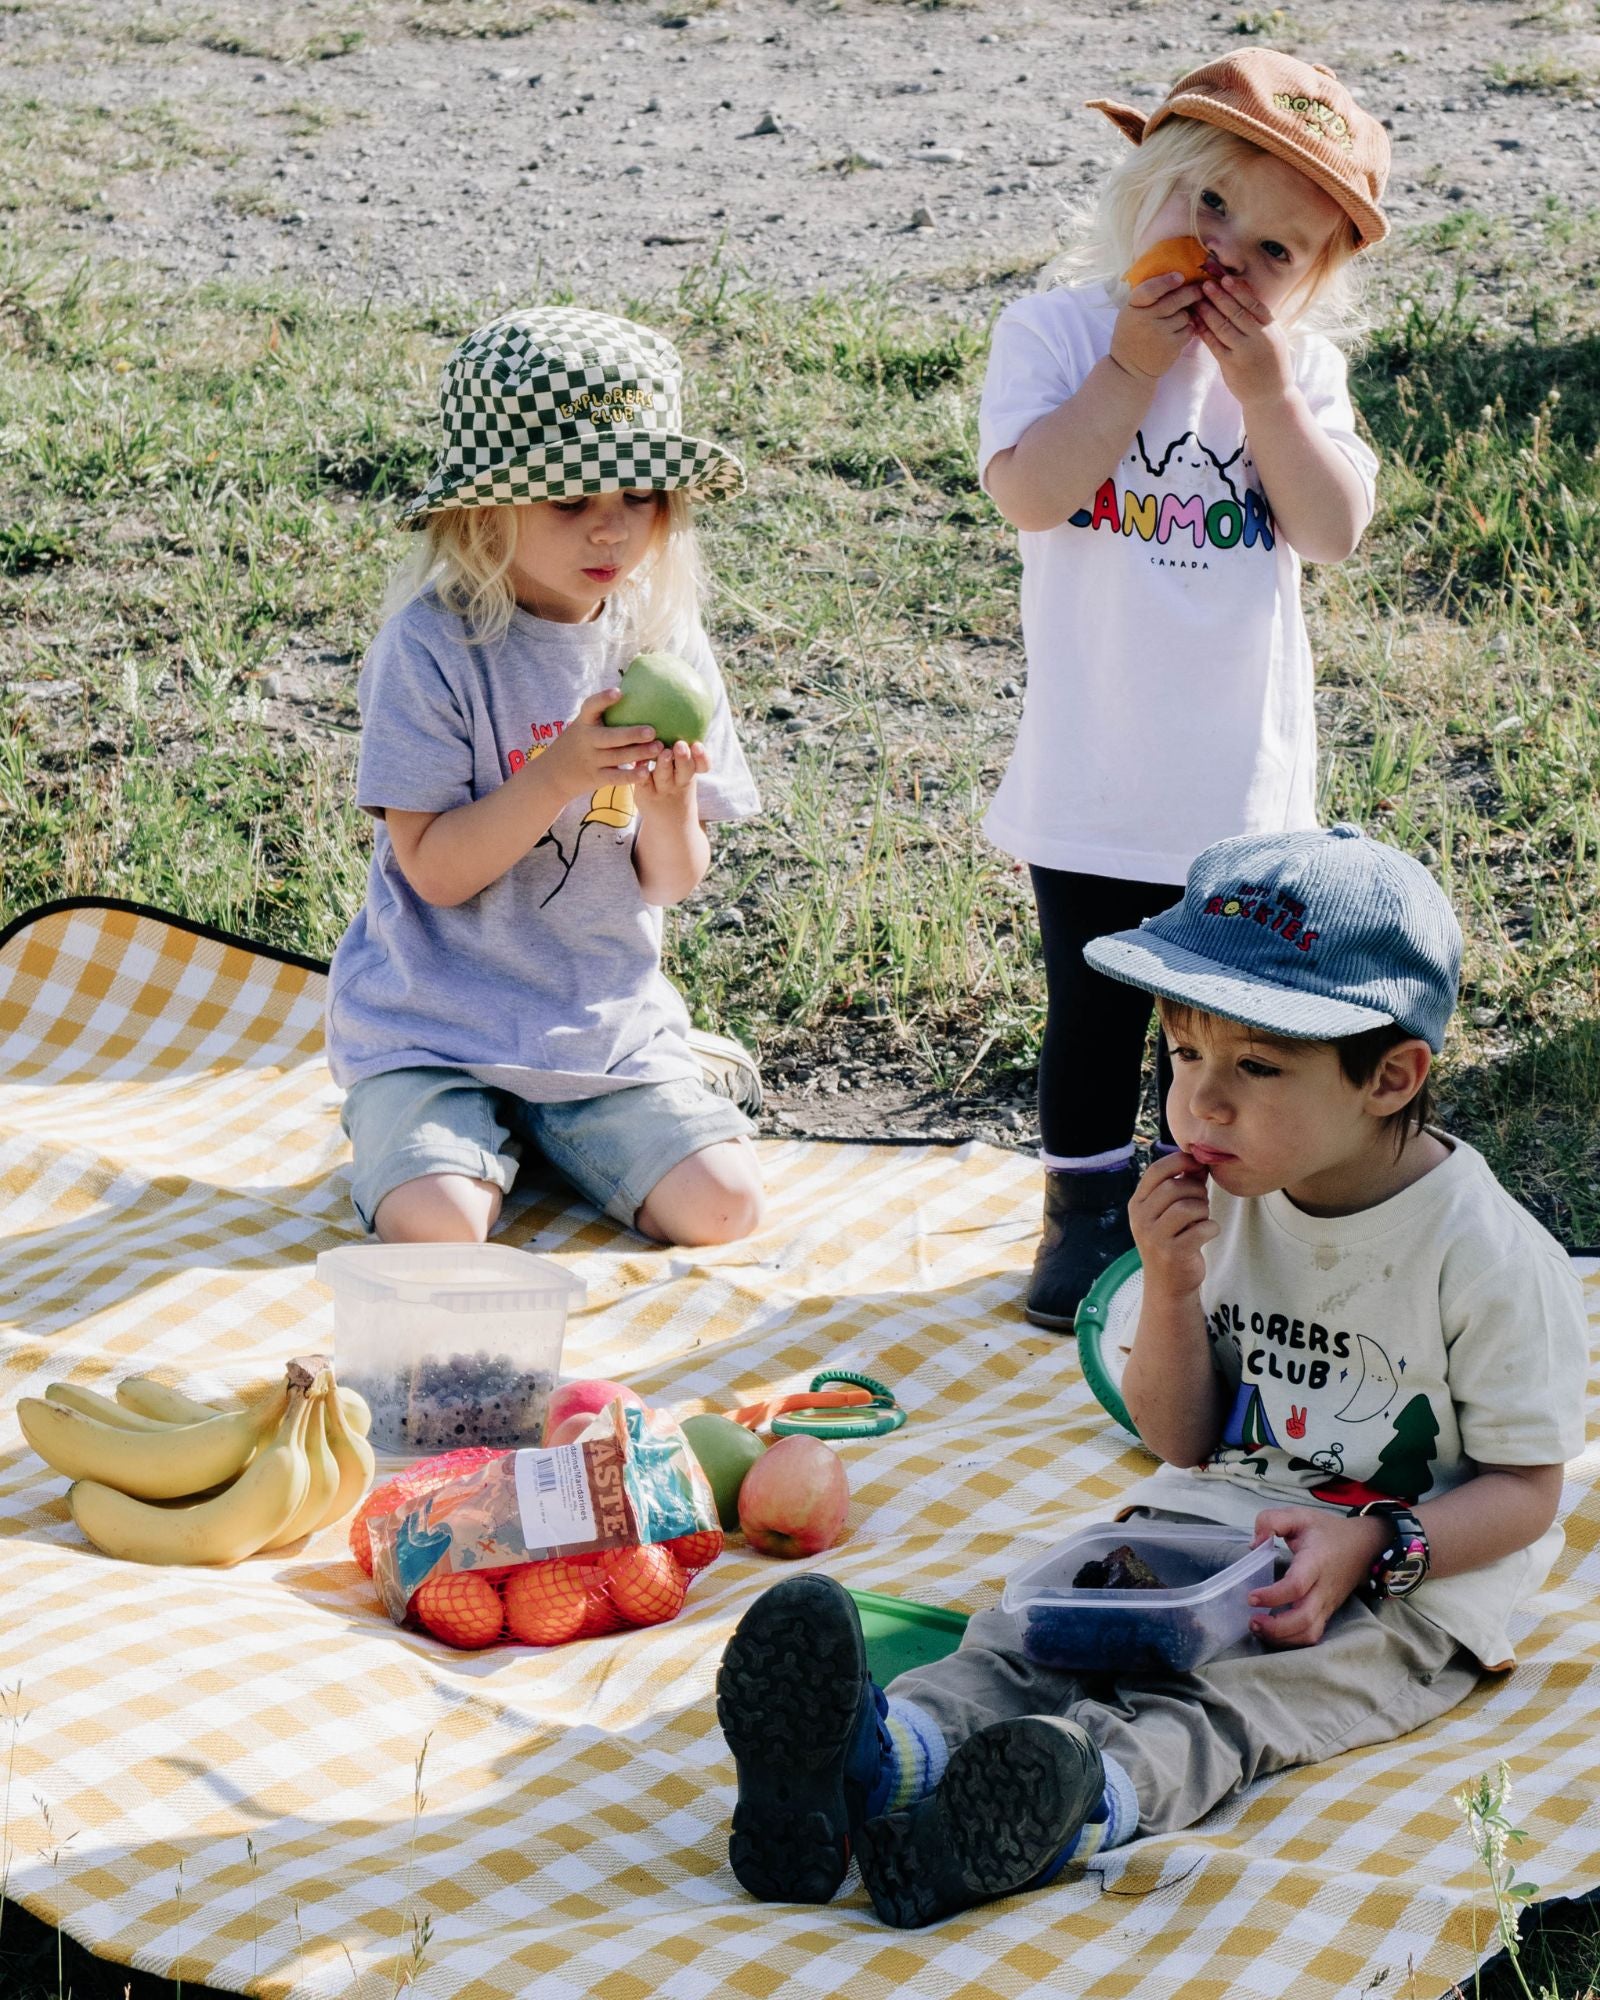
xmin=1156 ymin=1001 xmax=1435 ymax=1157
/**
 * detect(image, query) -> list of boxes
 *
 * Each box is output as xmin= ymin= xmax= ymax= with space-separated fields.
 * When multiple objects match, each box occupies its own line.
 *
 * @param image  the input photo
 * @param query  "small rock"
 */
xmin=1470 ymin=1007 xmax=1498 ymax=1028
xmin=908 ymin=202 xmax=936 ymax=230
xmin=847 ymin=147 xmax=890 ymax=170
xmin=1487 ymin=632 xmax=1511 ymax=657
xmin=743 ymin=109 xmax=782 ymax=137
xmin=284 ymin=210 xmax=308 ymax=226
xmin=620 ymin=34 xmax=640 ymax=52
xmin=622 ymin=163 xmax=646 ymax=176
xmin=713 ymin=907 xmax=747 ymax=932
xmin=782 ymin=716 xmax=808 ymax=734
xmin=917 ymin=147 xmax=964 ymax=164
xmin=999 ymin=679 xmax=1019 ymax=698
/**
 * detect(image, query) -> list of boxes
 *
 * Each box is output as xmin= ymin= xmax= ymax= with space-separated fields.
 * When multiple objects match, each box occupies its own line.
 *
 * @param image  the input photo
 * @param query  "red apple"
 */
xmin=544 ymin=1377 xmax=643 ymax=1443
xmin=737 ymin=1435 xmax=850 ymax=1559
xmin=544 ymin=1413 xmax=595 ymax=1448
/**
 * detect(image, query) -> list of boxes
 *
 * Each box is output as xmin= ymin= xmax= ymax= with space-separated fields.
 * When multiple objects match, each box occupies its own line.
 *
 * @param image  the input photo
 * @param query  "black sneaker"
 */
xmin=1023 ymin=1163 xmax=1139 ymax=1332
xmin=855 ymin=1716 xmax=1104 ymax=1929
xmin=716 ymin=1575 xmax=888 ymax=1903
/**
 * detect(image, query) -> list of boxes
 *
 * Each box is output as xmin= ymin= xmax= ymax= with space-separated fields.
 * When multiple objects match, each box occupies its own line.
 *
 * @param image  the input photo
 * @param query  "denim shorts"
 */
xmin=340 ymin=1066 xmax=752 ymax=1234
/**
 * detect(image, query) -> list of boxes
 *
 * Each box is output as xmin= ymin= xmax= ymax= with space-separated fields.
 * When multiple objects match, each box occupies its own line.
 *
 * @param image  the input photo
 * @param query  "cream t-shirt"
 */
xmin=977 ymin=284 xmax=1378 ymax=885
xmin=1126 ymin=1136 xmax=1591 ymax=1668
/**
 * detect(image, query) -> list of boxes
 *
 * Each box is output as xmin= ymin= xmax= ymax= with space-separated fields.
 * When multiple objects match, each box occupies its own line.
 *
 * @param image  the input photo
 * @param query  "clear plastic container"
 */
xmin=1001 ymin=1522 xmax=1278 ymax=1673
xmin=316 ymin=1243 xmax=585 ymax=1457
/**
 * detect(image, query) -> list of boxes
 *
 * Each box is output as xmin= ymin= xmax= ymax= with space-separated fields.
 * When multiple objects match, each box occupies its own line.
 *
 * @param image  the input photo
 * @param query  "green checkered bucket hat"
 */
xmin=398 ymin=306 xmax=744 ymax=526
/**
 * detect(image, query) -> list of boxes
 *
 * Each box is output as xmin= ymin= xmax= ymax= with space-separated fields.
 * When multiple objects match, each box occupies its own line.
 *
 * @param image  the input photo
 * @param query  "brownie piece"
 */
xmin=1072 ymin=1543 xmax=1166 ymax=1591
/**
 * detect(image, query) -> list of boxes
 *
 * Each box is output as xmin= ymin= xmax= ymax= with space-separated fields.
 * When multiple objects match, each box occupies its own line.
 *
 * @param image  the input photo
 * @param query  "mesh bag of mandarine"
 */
xmin=356 ymin=1399 xmax=724 ymax=1649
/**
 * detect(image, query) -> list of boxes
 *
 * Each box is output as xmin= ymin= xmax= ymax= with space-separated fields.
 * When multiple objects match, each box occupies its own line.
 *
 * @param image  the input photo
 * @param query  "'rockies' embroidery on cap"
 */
xmin=399 ymin=306 xmax=744 ymax=526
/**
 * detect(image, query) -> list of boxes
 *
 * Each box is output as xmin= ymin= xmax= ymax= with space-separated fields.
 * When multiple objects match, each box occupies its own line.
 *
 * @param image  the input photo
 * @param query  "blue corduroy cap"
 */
xmin=1083 ymin=824 xmax=1462 ymax=1052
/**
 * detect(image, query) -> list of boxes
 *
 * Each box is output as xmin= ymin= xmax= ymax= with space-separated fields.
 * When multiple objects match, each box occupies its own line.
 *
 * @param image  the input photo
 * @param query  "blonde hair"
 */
xmin=1050 ymin=118 xmax=1370 ymax=345
xmin=381 ymin=488 xmax=708 ymax=651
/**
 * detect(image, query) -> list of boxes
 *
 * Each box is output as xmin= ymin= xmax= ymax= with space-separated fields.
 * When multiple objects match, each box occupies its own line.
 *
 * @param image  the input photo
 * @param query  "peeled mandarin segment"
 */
xmin=1124 ymin=235 xmax=1211 ymax=288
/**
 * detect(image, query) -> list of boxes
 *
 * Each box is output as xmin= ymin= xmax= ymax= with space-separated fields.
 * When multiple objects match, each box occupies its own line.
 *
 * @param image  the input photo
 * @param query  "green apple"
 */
xmin=681 ymin=1412 xmax=766 ymax=1532
xmin=604 ymin=652 xmax=715 ymax=747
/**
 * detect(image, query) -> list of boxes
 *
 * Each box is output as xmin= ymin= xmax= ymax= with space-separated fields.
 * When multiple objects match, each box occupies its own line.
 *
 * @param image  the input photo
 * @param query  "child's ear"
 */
xmin=1365 ymin=1038 xmax=1431 ymax=1117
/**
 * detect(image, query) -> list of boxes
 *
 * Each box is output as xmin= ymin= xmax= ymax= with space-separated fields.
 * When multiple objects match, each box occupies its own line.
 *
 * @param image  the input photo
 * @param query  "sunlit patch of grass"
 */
xmin=0 ymin=194 xmax=1596 ymax=1232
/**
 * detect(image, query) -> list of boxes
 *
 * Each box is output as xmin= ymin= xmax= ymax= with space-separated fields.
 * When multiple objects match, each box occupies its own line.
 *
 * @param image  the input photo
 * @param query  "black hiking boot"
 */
xmin=855 ymin=1715 xmax=1105 ymax=1929
xmin=1023 ymin=1163 xmax=1139 ymax=1332
xmin=716 ymin=1574 xmax=889 ymax=1904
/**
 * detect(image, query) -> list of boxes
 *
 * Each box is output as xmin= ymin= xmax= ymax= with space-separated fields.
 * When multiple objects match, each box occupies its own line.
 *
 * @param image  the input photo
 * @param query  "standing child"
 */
xmin=326 ymin=307 xmax=766 ymax=1248
xmin=979 ymin=50 xmax=1391 ymax=1327
xmin=715 ymin=825 xmax=1590 ymax=1926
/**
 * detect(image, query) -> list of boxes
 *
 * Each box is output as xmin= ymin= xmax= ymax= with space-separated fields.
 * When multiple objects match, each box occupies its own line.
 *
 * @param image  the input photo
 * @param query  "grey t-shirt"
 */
xmin=325 ymin=589 xmax=759 ymax=1102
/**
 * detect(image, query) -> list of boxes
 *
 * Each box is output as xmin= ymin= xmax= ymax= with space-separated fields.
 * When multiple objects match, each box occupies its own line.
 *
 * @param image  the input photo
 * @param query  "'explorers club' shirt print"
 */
xmin=1123 ymin=1137 xmax=1589 ymax=1670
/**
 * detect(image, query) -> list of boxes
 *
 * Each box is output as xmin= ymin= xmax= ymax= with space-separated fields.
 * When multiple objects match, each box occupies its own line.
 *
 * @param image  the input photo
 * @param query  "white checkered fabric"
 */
xmin=399 ymin=307 xmax=743 ymax=523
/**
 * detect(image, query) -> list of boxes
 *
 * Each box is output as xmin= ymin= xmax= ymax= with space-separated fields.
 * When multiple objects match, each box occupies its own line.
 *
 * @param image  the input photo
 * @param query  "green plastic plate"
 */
xmin=1074 ymin=1246 xmax=1155 ymax=1450
xmin=846 ymin=1587 xmax=969 ymax=1684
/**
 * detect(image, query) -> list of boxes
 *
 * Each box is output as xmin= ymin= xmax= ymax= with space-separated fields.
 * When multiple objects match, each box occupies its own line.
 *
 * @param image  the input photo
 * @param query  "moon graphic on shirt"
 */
xmin=1333 ymin=1334 xmax=1399 ymax=1423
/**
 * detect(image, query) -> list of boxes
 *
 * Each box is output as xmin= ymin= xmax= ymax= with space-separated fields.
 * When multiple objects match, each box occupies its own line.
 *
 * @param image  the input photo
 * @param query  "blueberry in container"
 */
xmin=1000 ymin=1523 xmax=1280 ymax=1674
xmin=316 ymin=1242 xmax=585 ymax=1457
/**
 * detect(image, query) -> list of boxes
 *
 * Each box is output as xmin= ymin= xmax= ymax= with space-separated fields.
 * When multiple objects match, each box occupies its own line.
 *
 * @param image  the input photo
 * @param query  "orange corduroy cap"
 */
xmin=1086 ymin=49 xmax=1391 ymax=250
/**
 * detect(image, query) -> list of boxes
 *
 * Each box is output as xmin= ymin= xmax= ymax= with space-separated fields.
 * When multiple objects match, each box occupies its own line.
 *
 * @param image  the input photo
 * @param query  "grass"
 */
xmin=2 ymin=193 xmax=1598 ymax=1235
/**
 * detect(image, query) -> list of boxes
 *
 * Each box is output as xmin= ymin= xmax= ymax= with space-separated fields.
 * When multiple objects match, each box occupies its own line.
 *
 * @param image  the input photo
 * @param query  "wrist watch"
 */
xmin=1351 ymin=1501 xmax=1430 ymax=1602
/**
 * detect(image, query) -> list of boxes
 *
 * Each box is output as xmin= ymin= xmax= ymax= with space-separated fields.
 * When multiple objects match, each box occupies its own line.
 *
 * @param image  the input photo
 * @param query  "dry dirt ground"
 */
xmin=5 ymin=0 xmax=1599 ymax=1149
xmin=8 ymin=0 xmax=1600 ymax=308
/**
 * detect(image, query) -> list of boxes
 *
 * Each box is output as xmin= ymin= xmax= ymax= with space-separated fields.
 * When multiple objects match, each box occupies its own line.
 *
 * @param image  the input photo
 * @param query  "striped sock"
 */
xmin=1029 ymin=1750 xmax=1140 ymax=1886
xmin=879 ymin=1695 xmax=949 ymax=1811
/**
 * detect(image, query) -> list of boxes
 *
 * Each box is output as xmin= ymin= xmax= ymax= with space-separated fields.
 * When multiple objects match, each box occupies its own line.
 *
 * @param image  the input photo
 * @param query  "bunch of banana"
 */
xmin=19 ymin=1357 xmax=376 ymax=1566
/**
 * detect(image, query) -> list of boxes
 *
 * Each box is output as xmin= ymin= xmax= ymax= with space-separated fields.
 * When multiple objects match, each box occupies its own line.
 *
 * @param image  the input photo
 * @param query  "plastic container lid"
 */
xmin=1002 ymin=1522 xmax=1279 ymax=1674
xmin=316 ymin=1242 xmax=585 ymax=1314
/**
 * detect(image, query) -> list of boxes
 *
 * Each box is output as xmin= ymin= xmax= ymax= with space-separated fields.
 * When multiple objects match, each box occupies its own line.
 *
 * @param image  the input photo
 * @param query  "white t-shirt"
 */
xmin=1125 ymin=1136 xmax=1591 ymax=1669
xmin=977 ymin=284 xmax=1379 ymax=885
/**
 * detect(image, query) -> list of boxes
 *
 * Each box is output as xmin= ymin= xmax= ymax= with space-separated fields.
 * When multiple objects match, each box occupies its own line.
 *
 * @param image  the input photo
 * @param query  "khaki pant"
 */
xmin=889 ymin=1552 xmax=1478 ymax=1835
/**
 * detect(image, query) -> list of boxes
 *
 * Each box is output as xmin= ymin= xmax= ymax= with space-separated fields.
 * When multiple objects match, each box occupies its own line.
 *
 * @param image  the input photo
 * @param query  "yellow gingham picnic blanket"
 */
xmin=2 ymin=900 xmax=1597 ymax=2000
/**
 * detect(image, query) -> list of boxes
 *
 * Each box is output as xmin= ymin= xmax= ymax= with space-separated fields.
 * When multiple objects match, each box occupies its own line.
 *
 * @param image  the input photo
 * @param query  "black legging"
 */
xmin=1030 ymin=865 xmax=1183 ymax=1159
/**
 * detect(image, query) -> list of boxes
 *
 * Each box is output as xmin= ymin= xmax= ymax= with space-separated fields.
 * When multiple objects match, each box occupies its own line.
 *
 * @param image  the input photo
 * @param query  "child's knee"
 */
xmin=637 ymin=1141 xmax=764 ymax=1246
xmin=373 ymin=1173 xmax=503 ymax=1244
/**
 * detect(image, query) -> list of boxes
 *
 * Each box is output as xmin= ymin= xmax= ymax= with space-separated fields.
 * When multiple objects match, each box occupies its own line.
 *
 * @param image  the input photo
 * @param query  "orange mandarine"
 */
xmin=663 ymin=1527 xmax=724 ymax=1574
xmin=601 ymin=1544 xmax=689 ymax=1627
xmin=411 ymin=1570 xmax=506 ymax=1649
xmin=503 ymin=1559 xmax=589 ymax=1646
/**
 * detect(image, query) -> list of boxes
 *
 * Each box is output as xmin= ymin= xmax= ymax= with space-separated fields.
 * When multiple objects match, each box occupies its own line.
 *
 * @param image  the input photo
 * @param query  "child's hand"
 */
xmin=1109 ymin=271 xmax=1205 ymax=382
xmin=540 ymin=690 xmax=665 ymax=804
xmin=1191 ymin=274 xmax=1294 ymax=408
xmin=633 ymin=739 xmax=710 ymax=815
xmin=1247 ymin=1506 xmax=1389 ymax=1648
xmin=1128 ymin=1150 xmax=1217 ymax=1300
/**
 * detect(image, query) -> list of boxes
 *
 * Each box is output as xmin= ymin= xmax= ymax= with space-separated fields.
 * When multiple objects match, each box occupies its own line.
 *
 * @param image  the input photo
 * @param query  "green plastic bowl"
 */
xmin=846 ymin=1587 xmax=969 ymax=1684
xmin=1073 ymin=1247 xmax=1155 ymax=1450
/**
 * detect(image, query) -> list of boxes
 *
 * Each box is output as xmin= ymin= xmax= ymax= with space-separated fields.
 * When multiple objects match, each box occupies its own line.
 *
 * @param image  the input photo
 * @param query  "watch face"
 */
xmin=1386 ymin=1539 xmax=1429 ymax=1597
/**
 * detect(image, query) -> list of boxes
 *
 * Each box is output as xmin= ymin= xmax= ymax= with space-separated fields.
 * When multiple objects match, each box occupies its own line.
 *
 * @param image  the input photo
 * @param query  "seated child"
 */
xmin=325 ymin=306 xmax=765 ymax=1248
xmin=715 ymin=823 xmax=1590 ymax=1926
